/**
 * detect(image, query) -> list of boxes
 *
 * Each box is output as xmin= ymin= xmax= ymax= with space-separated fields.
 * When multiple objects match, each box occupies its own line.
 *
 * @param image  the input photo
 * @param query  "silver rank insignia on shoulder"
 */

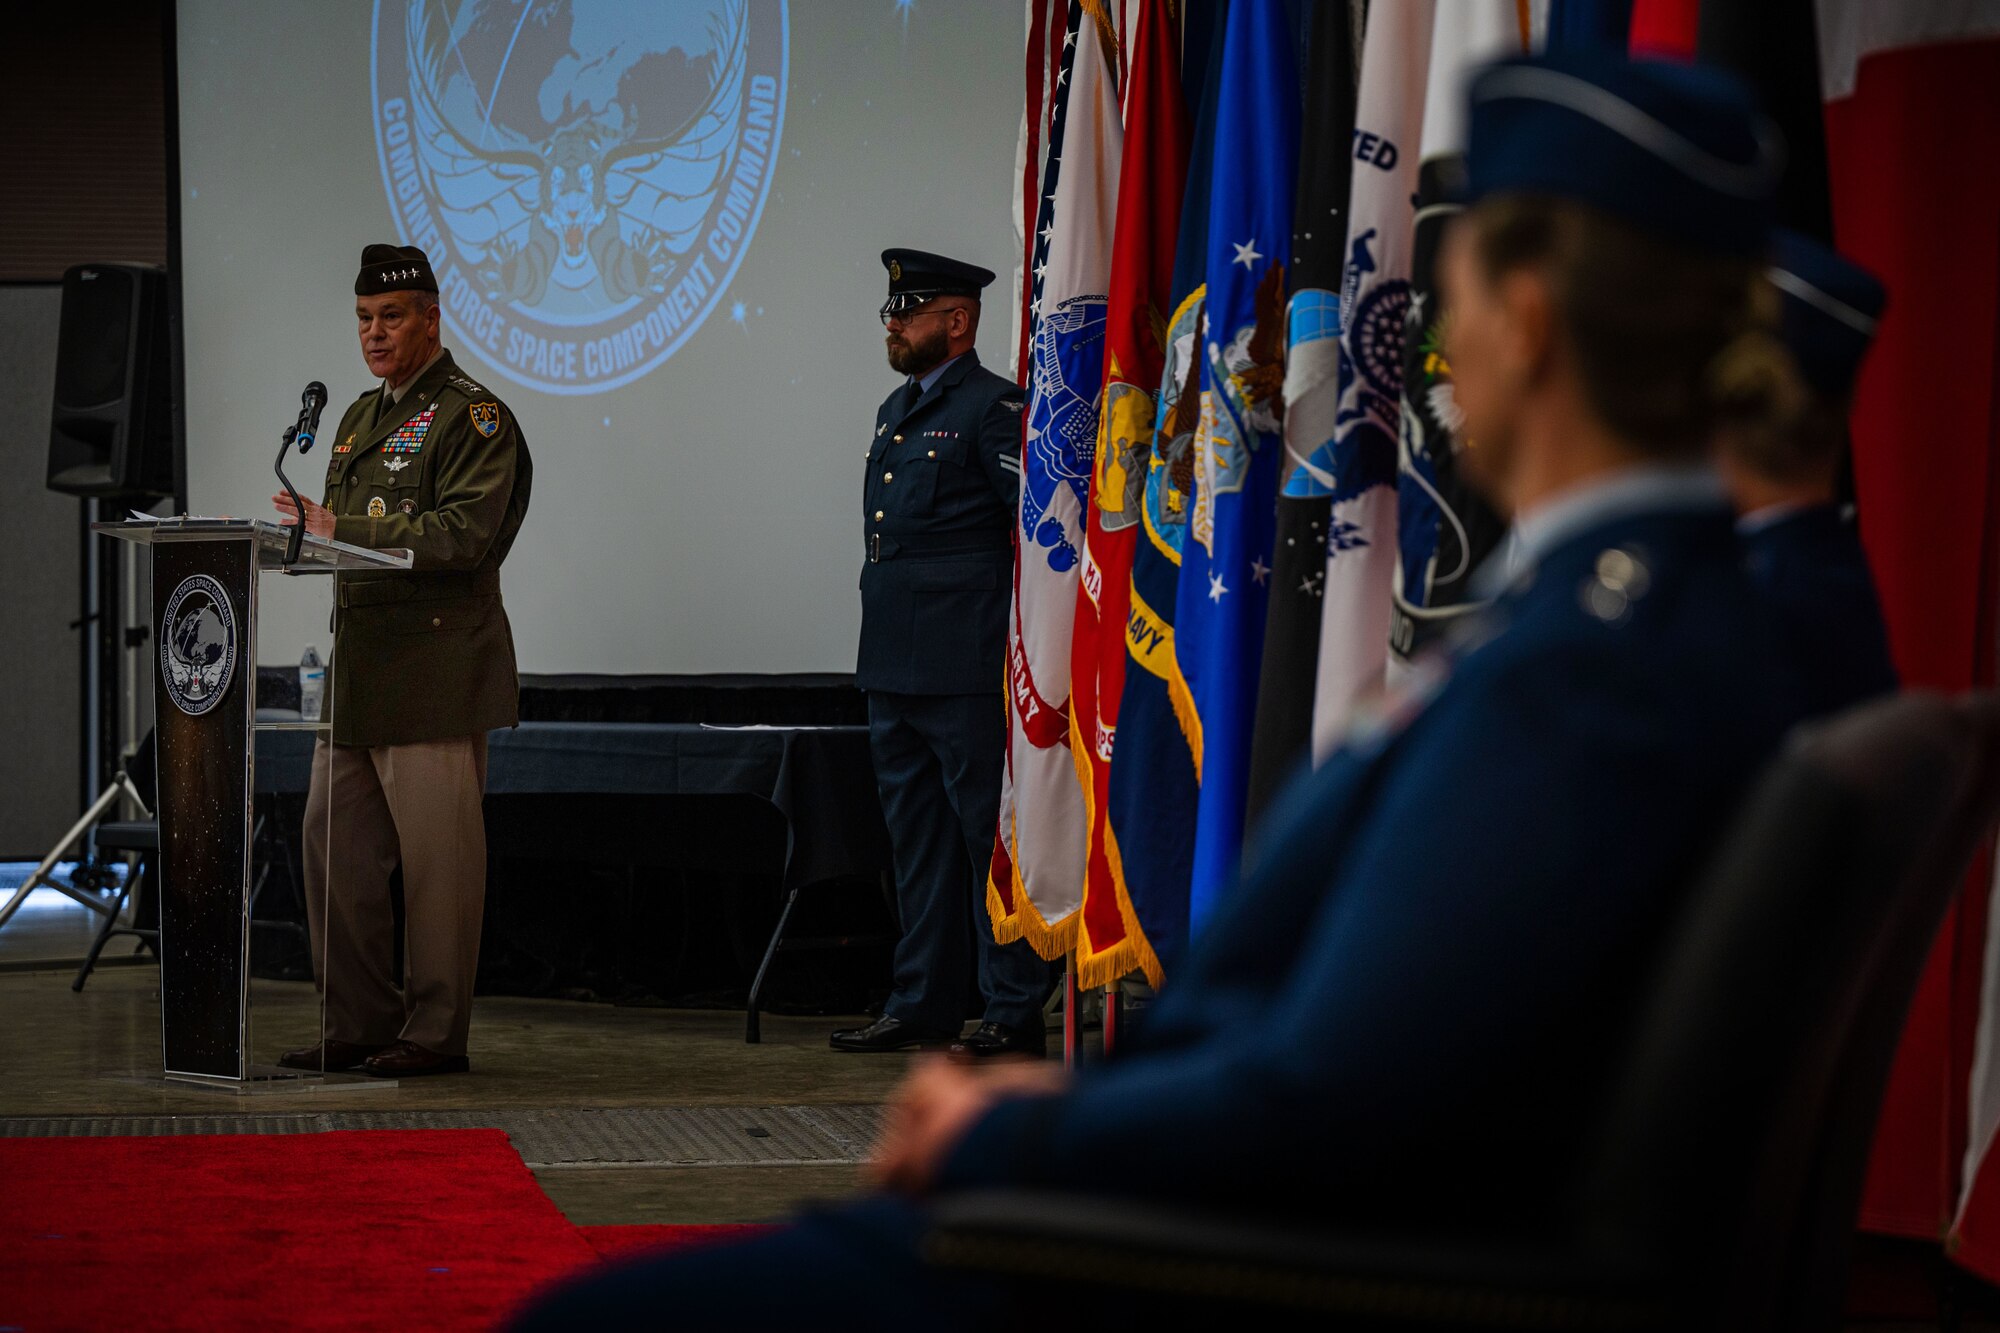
xmin=384 ymin=457 xmax=410 ymax=472
xmin=1580 ymin=545 xmax=1651 ymax=625
xmin=877 ymin=424 xmax=886 ymax=436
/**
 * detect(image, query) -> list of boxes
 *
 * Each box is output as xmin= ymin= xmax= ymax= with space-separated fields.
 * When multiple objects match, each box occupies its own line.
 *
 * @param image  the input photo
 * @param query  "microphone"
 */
xmin=294 ymin=381 xmax=328 ymax=454
xmin=275 ymin=379 xmax=328 ymax=567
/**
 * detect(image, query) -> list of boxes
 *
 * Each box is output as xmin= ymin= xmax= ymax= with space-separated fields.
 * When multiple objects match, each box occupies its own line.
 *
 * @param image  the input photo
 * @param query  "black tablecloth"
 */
xmin=255 ymin=721 xmax=886 ymax=891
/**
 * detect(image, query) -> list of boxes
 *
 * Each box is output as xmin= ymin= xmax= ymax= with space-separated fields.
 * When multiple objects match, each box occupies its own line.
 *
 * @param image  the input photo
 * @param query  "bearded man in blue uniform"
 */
xmin=515 ymin=53 xmax=1807 ymax=1329
xmin=831 ymin=250 xmax=1055 ymax=1058
xmin=1724 ymin=228 xmax=1899 ymax=718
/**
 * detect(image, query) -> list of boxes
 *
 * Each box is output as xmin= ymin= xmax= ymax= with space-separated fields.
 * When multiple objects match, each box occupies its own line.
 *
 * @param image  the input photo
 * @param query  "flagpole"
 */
xmin=1062 ymin=957 xmax=1080 ymax=1069
xmin=1102 ymin=979 xmax=1121 ymax=1056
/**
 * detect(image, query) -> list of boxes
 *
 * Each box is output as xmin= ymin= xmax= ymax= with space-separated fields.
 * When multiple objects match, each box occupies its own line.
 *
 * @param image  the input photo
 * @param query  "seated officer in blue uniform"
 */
xmin=512 ymin=53 xmax=1801 ymax=1330
xmin=831 ymin=250 xmax=1055 ymax=1058
xmin=1723 ymin=229 xmax=1898 ymax=718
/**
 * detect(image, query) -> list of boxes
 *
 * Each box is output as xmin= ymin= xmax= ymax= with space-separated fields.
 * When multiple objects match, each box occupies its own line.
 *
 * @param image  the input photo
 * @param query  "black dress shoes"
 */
xmin=950 ymin=1021 xmax=1048 ymax=1059
xmin=277 ymin=1039 xmax=387 ymax=1072
xmin=829 ymin=1016 xmax=956 ymax=1053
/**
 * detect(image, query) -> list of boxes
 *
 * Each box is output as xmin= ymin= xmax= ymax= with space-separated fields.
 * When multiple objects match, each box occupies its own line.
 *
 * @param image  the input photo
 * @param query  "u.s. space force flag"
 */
xmin=987 ymin=0 xmax=1122 ymax=957
xmin=1390 ymin=4 xmax=1523 ymax=671
xmin=1308 ymin=0 xmax=1433 ymax=759
xmin=1071 ymin=0 xmax=1189 ymax=988
xmin=1174 ymin=0 xmax=1300 ymax=933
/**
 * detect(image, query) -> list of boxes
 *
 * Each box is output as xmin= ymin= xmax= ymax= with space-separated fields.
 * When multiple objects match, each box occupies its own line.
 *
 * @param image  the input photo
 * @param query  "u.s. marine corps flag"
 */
xmin=987 ymin=0 xmax=1122 ymax=957
xmin=1174 ymin=0 xmax=1299 ymax=934
xmin=1098 ymin=0 xmax=1225 ymax=986
xmin=1071 ymin=0 xmax=1191 ymax=990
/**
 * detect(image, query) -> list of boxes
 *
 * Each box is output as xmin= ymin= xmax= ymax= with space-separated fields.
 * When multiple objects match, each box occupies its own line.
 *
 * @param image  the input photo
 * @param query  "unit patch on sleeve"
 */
xmin=468 ymin=402 xmax=501 ymax=438
xmin=382 ymin=402 xmax=439 ymax=455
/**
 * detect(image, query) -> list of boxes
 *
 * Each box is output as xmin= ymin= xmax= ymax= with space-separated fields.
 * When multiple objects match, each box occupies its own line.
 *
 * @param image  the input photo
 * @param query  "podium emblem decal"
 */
xmin=371 ymin=0 xmax=789 ymax=396
xmin=160 ymin=575 xmax=238 ymax=717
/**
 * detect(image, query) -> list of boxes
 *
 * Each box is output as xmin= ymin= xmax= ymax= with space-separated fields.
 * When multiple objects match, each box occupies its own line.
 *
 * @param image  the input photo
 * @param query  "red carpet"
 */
xmin=579 ymin=1222 xmax=776 ymax=1262
xmin=0 ymin=1130 xmax=598 ymax=1332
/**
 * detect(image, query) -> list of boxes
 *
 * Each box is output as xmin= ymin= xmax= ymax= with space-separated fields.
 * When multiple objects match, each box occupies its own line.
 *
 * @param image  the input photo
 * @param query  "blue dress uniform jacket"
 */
xmin=857 ymin=351 xmax=1024 ymax=695
xmin=936 ymin=500 xmax=1804 ymax=1227
xmin=1742 ymin=504 xmax=1898 ymax=720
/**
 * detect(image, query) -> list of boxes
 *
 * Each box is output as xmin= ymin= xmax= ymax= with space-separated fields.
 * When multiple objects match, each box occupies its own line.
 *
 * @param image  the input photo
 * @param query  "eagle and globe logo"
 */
xmin=371 ymin=0 xmax=789 ymax=395
xmin=160 ymin=575 xmax=238 ymax=718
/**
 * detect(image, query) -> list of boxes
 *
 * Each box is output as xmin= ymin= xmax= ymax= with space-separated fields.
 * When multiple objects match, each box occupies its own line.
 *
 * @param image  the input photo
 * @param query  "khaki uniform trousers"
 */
xmin=302 ymin=735 xmax=488 ymax=1057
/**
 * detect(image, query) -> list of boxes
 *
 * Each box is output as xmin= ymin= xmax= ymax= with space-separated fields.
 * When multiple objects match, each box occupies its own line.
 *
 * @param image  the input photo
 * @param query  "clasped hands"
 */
xmin=866 ymin=1054 xmax=1070 ymax=1195
xmin=271 ymin=491 xmax=336 ymax=539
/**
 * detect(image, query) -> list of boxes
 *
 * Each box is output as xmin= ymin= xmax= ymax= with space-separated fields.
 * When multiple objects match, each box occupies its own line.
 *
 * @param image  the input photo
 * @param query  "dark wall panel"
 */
xmin=0 ymin=287 xmax=84 ymax=855
xmin=0 ymin=2 xmax=171 ymax=280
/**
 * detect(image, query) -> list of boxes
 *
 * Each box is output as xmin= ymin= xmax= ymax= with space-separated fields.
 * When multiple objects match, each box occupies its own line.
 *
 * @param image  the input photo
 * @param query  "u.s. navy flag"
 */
xmin=1390 ymin=4 xmax=1523 ymax=671
xmin=1072 ymin=0 xmax=1190 ymax=990
xmin=1098 ymin=0 xmax=1226 ymax=986
xmin=1174 ymin=0 xmax=1299 ymax=934
xmin=1243 ymin=0 xmax=1363 ymax=823
xmin=1308 ymin=0 xmax=1431 ymax=757
xmin=988 ymin=0 xmax=1122 ymax=957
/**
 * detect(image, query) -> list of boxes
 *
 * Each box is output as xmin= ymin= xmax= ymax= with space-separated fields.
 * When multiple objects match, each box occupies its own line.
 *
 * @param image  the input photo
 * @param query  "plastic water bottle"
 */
xmin=299 ymin=646 xmax=326 ymax=722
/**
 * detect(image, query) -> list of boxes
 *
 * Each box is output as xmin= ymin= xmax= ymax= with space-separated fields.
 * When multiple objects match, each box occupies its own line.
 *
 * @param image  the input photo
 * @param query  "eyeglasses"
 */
xmin=879 ymin=301 xmax=959 ymax=329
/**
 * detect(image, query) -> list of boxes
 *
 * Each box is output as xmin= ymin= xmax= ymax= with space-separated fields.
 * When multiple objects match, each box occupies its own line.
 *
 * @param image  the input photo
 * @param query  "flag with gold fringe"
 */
xmin=1072 ymin=0 xmax=1192 ymax=990
xmin=987 ymin=0 xmax=1122 ymax=956
xmin=1095 ymin=0 xmax=1226 ymax=986
xmin=1173 ymin=0 xmax=1300 ymax=935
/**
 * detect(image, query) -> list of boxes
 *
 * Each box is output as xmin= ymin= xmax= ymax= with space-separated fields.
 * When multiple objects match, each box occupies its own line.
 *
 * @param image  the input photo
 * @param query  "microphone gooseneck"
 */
xmin=275 ymin=379 xmax=327 ymax=567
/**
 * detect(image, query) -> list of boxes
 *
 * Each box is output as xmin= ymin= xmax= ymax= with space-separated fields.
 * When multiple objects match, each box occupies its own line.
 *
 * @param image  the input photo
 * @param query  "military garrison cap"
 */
xmin=879 ymin=248 xmax=996 ymax=319
xmin=1464 ymin=50 xmax=1780 ymax=257
xmin=356 ymin=243 xmax=439 ymax=296
xmin=1767 ymin=228 xmax=1885 ymax=400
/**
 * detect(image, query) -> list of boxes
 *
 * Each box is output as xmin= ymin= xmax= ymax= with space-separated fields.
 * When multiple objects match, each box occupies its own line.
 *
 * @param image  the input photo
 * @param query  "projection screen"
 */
xmin=176 ymin=0 xmax=1026 ymax=673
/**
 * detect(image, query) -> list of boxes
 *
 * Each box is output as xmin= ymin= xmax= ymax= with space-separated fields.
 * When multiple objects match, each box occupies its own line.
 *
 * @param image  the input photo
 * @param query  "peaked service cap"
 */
xmin=880 ymin=248 xmax=996 ymax=317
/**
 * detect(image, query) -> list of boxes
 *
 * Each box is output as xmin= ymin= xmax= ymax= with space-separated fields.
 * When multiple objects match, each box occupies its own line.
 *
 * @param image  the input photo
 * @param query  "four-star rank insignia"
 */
xmin=469 ymin=402 xmax=501 ymax=438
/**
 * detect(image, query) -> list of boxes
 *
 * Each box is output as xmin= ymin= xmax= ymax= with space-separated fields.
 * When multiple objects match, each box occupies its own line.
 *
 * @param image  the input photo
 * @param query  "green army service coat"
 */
xmin=320 ymin=349 xmax=533 ymax=749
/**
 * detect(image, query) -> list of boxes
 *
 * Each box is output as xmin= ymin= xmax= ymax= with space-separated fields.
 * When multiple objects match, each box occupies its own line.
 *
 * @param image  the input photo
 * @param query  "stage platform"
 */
xmin=0 ymin=946 xmax=904 ymax=1227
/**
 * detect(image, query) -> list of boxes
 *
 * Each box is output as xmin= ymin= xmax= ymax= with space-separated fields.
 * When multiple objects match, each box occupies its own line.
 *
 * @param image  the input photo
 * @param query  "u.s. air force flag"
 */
xmin=1174 ymin=0 xmax=1300 ymax=934
xmin=988 ymin=0 xmax=1122 ymax=957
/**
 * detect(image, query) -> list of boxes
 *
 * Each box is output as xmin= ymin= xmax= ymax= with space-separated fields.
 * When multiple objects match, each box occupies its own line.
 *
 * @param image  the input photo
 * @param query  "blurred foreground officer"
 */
xmin=1723 ymin=229 xmax=1898 ymax=716
xmin=512 ymin=54 xmax=1797 ymax=1327
xmin=832 ymin=250 xmax=1054 ymax=1057
xmin=274 ymin=244 xmax=532 ymax=1077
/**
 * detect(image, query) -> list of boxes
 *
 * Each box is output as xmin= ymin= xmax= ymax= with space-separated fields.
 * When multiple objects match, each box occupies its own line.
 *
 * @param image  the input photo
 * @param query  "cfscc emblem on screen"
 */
xmin=370 ymin=0 xmax=789 ymax=395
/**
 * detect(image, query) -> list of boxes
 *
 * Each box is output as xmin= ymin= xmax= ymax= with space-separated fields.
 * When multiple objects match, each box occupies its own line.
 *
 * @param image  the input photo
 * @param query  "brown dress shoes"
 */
xmin=362 ymin=1040 xmax=470 ymax=1076
xmin=277 ymin=1039 xmax=388 ymax=1072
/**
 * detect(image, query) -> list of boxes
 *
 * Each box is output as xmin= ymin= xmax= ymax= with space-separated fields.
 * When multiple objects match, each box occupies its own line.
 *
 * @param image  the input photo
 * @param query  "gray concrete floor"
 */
xmin=0 ymin=889 xmax=904 ymax=1224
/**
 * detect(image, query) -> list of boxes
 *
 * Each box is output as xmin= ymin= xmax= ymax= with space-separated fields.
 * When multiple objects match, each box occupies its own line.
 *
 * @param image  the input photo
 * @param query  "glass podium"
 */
xmin=96 ymin=518 xmax=411 ymax=1089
